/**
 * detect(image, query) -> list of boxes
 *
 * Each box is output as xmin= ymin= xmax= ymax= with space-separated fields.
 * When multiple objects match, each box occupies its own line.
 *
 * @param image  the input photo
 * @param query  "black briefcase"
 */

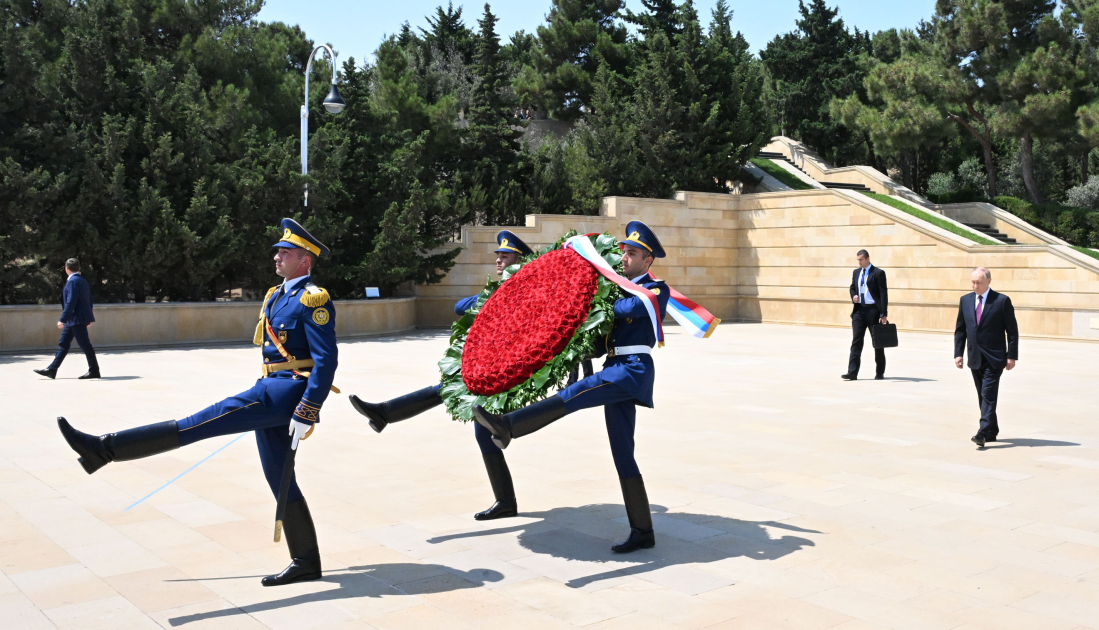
xmin=870 ymin=323 xmax=899 ymax=349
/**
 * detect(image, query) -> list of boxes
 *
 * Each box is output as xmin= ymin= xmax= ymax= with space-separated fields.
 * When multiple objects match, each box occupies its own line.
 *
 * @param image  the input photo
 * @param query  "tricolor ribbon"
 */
xmin=650 ymin=278 xmax=721 ymax=339
xmin=565 ymin=233 xmax=721 ymax=342
xmin=564 ymin=234 xmax=664 ymax=344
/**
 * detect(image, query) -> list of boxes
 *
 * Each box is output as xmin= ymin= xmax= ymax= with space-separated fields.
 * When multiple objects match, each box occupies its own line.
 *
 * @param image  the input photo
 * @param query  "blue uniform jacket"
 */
xmin=594 ymin=272 xmax=670 ymax=408
xmin=454 ymin=294 xmax=479 ymax=315
xmin=260 ymin=275 xmax=338 ymax=423
xmin=60 ymin=273 xmax=95 ymax=325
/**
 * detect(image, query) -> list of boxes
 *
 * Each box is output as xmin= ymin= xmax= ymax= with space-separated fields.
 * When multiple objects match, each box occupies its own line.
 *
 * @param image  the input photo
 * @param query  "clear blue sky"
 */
xmin=257 ymin=0 xmax=935 ymax=67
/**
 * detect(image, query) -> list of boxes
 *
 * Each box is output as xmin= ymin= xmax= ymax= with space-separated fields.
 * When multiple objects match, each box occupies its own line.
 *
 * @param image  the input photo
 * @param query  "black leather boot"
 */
xmin=262 ymin=498 xmax=322 ymax=586
xmin=57 ymin=417 xmax=180 ymax=475
xmin=473 ymin=395 xmax=568 ymax=449
xmin=349 ymin=386 xmax=442 ymax=433
xmin=474 ymin=451 xmax=517 ymax=520
xmin=611 ymin=475 xmax=655 ymax=553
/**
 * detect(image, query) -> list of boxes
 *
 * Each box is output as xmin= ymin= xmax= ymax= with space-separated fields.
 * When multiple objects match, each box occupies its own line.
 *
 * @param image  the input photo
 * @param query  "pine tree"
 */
xmin=514 ymin=0 xmax=627 ymax=120
xmin=456 ymin=4 xmax=530 ymax=225
xmin=760 ymin=0 xmax=866 ymax=165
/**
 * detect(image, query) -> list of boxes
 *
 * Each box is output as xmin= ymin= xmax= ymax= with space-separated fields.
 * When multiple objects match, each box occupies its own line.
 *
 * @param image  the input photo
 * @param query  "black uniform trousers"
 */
xmin=48 ymin=324 xmax=99 ymax=373
xmin=971 ymin=364 xmax=1003 ymax=439
xmin=848 ymin=304 xmax=885 ymax=378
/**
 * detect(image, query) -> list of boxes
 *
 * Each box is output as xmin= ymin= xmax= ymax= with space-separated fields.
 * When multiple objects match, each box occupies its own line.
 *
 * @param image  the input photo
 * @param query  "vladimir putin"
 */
xmin=954 ymin=267 xmax=1018 ymax=447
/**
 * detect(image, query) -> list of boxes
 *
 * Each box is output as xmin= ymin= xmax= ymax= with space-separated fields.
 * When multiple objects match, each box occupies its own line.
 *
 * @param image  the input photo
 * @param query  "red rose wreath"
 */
xmin=437 ymin=232 xmax=621 ymax=421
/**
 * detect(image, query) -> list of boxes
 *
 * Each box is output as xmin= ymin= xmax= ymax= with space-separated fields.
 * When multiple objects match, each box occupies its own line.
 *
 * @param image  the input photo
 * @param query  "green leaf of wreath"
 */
xmin=437 ymin=230 xmax=621 ymax=422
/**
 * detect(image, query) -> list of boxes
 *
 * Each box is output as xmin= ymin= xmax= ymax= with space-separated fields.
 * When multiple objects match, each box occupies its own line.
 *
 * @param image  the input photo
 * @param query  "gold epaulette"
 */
xmin=254 ymin=286 xmax=278 ymax=345
xmin=299 ymin=285 xmax=330 ymax=308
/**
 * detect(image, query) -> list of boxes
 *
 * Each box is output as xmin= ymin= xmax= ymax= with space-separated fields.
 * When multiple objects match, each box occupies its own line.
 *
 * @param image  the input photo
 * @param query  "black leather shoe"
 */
xmin=349 ymin=395 xmax=388 ymax=433
xmin=473 ymin=406 xmax=513 ymax=449
xmin=971 ymin=434 xmax=986 ymax=448
xmin=349 ymin=386 xmax=442 ymax=433
xmin=840 ymin=373 xmax=856 ymax=381
xmin=986 ymin=435 xmax=998 ymax=442
xmin=58 ymin=417 xmax=110 ymax=474
xmin=874 ymin=375 xmax=884 ymax=380
xmin=263 ymin=498 xmax=321 ymax=586
xmin=474 ymin=396 xmax=568 ymax=450
xmin=475 ymin=451 xmax=517 ymax=520
xmin=474 ymin=500 xmax=518 ymax=520
xmin=57 ymin=417 xmax=180 ymax=474
xmin=34 ymin=368 xmax=57 ymax=379
xmin=78 ymin=371 xmax=101 ymax=379
xmin=612 ymin=527 xmax=655 ymax=553
xmin=261 ymin=554 xmax=322 ymax=586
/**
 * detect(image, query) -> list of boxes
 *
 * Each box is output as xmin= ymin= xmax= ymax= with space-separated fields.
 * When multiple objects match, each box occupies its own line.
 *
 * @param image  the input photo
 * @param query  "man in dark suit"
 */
xmin=842 ymin=249 xmax=888 ymax=380
xmin=954 ymin=266 xmax=1018 ymax=447
xmin=35 ymin=258 xmax=99 ymax=379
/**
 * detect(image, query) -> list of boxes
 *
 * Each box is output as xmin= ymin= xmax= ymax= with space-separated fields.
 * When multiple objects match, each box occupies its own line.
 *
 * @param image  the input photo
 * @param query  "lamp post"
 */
xmin=301 ymin=44 xmax=346 ymax=206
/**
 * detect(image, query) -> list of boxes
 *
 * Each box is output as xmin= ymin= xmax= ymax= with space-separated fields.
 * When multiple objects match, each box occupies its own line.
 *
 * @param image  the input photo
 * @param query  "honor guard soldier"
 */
xmin=348 ymin=230 xmax=533 ymax=521
xmin=56 ymin=218 xmax=338 ymax=587
xmin=474 ymin=221 xmax=670 ymax=553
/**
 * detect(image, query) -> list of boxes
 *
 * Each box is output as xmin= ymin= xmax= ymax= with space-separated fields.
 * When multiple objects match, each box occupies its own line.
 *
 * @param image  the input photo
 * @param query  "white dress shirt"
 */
xmin=858 ymin=265 xmax=875 ymax=305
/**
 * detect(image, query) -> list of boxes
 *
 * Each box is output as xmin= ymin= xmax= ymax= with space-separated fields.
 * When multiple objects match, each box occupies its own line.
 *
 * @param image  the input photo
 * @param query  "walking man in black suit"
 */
xmin=35 ymin=258 xmax=100 ymax=379
xmin=954 ymin=267 xmax=1018 ymax=447
xmin=842 ymin=249 xmax=888 ymax=380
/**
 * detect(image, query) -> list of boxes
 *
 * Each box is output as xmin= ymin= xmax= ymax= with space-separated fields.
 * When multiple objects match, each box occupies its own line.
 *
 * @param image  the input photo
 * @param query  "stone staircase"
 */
xmin=962 ymin=222 xmax=1017 ymax=244
xmin=756 ymin=152 xmax=872 ymax=192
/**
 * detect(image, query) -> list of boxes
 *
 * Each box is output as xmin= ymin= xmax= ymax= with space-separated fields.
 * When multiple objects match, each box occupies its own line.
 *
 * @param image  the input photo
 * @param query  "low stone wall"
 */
xmin=0 ymin=298 xmax=417 ymax=353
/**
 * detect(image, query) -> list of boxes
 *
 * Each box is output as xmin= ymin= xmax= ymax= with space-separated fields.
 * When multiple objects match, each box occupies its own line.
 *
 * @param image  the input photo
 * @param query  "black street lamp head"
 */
xmin=323 ymin=84 xmax=345 ymax=114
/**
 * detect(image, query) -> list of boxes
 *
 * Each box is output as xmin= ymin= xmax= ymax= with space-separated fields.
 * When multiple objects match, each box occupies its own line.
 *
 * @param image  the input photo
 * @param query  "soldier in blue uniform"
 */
xmin=348 ymin=231 xmax=533 ymax=521
xmin=474 ymin=221 xmax=671 ymax=553
xmin=56 ymin=218 xmax=338 ymax=587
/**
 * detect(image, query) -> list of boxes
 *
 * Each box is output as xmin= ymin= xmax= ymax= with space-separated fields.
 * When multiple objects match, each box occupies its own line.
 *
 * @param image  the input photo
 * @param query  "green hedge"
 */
xmin=993 ymin=196 xmax=1099 ymax=250
xmin=926 ymin=189 xmax=986 ymax=204
xmin=749 ymin=158 xmax=814 ymax=190
xmin=859 ymin=192 xmax=1000 ymax=245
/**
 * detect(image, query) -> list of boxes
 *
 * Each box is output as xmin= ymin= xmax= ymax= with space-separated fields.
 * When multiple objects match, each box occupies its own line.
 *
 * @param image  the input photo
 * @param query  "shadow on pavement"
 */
xmin=983 ymin=437 xmax=1080 ymax=449
xmin=166 ymin=563 xmax=503 ymax=626
xmin=428 ymin=504 xmax=821 ymax=589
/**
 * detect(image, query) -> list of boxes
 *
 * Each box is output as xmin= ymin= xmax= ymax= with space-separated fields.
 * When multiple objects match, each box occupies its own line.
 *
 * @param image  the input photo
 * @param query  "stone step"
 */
xmin=962 ymin=223 xmax=1017 ymax=244
xmin=822 ymin=182 xmax=873 ymax=192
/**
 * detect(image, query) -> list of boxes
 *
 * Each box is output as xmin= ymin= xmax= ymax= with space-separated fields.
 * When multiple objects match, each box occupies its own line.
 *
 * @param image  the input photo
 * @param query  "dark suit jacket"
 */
xmin=60 ymin=273 xmax=95 ymax=325
xmin=954 ymin=290 xmax=1018 ymax=370
xmin=850 ymin=265 xmax=888 ymax=317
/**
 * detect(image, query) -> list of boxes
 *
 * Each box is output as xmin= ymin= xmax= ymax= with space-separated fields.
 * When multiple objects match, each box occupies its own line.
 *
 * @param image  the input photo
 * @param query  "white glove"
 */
xmin=289 ymin=419 xmax=314 ymax=450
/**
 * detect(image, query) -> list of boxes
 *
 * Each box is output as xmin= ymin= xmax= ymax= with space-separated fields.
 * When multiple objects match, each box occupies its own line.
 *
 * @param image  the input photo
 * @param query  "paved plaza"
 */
xmin=2 ymin=323 xmax=1098 ymax=629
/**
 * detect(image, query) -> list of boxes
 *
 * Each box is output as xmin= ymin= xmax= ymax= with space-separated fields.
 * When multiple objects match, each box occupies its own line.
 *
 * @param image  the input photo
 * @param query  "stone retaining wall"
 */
xmin=0 ymin=298 xmax=417 ymax=353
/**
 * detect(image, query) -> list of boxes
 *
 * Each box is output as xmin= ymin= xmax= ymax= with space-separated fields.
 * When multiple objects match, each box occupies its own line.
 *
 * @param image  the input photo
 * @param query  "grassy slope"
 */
xmin=749 ymin=158 xmax=813 ymax=190
xmin=859 ymin=192 xmax=1000 ymax=246
xmin=1072 ymin=245 xmax=1099 ymax=261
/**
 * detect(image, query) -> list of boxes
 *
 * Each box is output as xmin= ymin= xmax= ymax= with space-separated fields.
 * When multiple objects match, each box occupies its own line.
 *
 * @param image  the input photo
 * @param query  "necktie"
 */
xmin=860 ymin=269 xmax=867 ymax=302
xmin=976 ymin=295 xmax=983 ymax=325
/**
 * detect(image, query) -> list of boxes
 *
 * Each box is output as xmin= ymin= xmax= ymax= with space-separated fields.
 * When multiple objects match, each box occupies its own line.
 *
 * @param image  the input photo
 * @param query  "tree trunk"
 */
xmin=1083 ymin=149 xmax=1090 ymax=185
xmin=900 ymin=152 xmax=913 ymax=189
xmin=981 ymin=140 xmax=998 ymax=198
xmin=1019 ymin=132 xmax=1045 ymax=204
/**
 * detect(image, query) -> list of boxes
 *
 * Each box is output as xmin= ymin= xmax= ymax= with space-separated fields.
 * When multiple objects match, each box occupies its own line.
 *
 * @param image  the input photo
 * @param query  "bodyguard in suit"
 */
xmin=842 ymin=249 xmax=888 ymax=380
xmin=954 ymin=267 xmax=1018 ymax=447
xmin=348 ymin=231 xmax=533 ymax=521
xmin=474 ymin=221 xmax=671 ymax=554
xmin=56 ymin=219 xmax=338 ymax=586
xmin=35 ymin=258 xmax=100 ymax=379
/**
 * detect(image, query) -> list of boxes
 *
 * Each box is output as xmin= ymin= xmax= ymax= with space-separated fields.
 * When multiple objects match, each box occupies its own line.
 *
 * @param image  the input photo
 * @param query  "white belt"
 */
xmin=608 ymin=345 xmax=652 ymax=357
